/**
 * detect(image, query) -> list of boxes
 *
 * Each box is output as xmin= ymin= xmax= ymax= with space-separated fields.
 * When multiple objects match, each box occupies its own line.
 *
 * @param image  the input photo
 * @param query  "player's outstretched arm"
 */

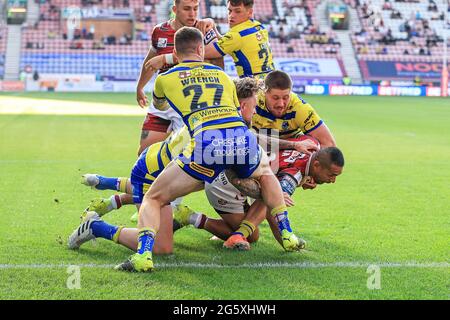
xmin=144 ymin=55 xmax=171 ymax=75
xmin=204 ymin=41 xmax=224 ymax=59
xmin=307 ymin=123 xmax=336 ymax=148
xmin=137 ymin=48 xmax=158 ymax=108
xmin=256 ymin=132 xmax=319 ymax=155
xmin=226 ymin=169 xmax=296 ymax=205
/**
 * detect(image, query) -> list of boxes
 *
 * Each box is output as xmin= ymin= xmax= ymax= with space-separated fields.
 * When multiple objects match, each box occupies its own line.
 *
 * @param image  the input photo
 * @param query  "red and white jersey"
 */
xmin=151 ymin=21 xmax=177 ymax=73
xmin=277 ymin=135 xmax=320 ymax=186
xmin=205 ymin=135 xmax=320 ymax=212
xmin=151 ymin=21 xmax=218 ymax=73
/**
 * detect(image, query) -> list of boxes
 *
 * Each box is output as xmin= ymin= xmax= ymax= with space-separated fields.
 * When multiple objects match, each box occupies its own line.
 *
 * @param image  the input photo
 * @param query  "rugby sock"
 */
xmin=271 ymin=205 xmax=292 ymax=233
xmin=91 ymin=221 xmax=120 ymax=240
xmin=117 ymin=178 xmax=129 ymax=193
xmin=233 ymin=220 xmax=256 ymax=238
xmin=190 ymin=213 xmax=207 ymax=229
xmin=137 ymin=228 xmax=156 ymax=254
xmin=96 ymin=175 xmax=119 ymax=191
xmin=109 ymin=195 xmax=122 ymax=210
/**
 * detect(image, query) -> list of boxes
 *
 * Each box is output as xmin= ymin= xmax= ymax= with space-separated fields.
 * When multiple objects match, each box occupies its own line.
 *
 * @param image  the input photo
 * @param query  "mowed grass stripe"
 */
xmin=0 ymin=94 xmax=448 ymax=299
xmin=1 ymin=262 xmax=449 ymax=269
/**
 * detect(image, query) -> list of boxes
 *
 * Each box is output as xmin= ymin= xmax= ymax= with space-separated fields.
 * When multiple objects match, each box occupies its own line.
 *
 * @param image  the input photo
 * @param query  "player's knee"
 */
xmin=143 ymin=191 xmax=168 ymax=207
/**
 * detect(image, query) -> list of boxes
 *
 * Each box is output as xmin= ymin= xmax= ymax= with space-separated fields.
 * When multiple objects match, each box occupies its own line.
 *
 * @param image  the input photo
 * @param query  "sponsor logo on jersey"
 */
xmin=303 ymin=110 xmax=315 ymax=127
xmin=178 ymin=71 xmax=191 ymax=79
xmin=189 ymin=114 xmax=200 ymax=126
xmin=282 ymin=121 xmax=289 ymax=131
xmin=218 ymin=199 xmax=228 ymax=205
xmin=157 ymin=38 xmax=168 ymax=48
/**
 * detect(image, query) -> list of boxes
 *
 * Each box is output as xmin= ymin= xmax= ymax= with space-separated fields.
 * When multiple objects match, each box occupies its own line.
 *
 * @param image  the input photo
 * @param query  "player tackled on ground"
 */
xmin=175 ymin=137 xmax=345 ymax=250
xmin=68 ymin=78 xmax=261 ymax=254
xmin=119 ymin=27 xmax=303 ymax=272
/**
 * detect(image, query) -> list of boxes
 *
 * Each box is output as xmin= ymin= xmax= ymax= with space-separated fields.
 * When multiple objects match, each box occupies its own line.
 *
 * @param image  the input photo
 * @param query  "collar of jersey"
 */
xmin=181 ymin=60 xmax=203 ymax=63
xmin=230 ymin=19 xmax=256 ymax=31
xmin=304 ymin=153 xmax=314 ymax=177
xmin=256 ymin=105 xmax=295 ymax=121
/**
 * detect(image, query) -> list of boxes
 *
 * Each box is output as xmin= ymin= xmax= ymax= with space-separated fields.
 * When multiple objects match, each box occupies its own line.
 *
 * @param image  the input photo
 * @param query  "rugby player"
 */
xmin=253 ymin=70 xmax=336 ymax=146
xmin=69 ymin=127 xmax=190 ymax=255
xmin=145 ymin=0 xmax=275 ymax=79
xmin=99 ymin=0 xmax=219 ymax=220
xmin=137 ymin=0 xmax=221 ymax=154
xmin=174 ymin=136 xmax=345 ymax=250
xmin=116 ymin=27 xmax=301 ymax=272
xmin=69 ymin=77 xmax=308 ymax=255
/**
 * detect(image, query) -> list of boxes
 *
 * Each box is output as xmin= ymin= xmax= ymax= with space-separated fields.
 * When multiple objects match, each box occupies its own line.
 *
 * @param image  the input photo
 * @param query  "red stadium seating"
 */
xmin=21 ymin=0 xmax=448 ymax=81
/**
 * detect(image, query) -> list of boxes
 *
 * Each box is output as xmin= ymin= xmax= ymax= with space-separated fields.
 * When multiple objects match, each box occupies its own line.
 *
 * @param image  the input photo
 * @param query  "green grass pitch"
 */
xmin=0 ymin=92 xmax=448 ymax=299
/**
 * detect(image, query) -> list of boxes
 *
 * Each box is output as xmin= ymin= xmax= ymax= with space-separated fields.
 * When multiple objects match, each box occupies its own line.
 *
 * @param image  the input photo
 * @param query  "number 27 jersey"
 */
xmin=153 ymin=61 xmax=245 ymax=136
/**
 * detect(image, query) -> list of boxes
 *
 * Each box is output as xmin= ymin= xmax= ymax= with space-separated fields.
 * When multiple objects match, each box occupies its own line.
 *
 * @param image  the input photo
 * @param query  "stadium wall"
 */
xmin=301 ymin=84 xmax=450 ymax=97
xmin=17 ymin=57 xmax=449 ymax=97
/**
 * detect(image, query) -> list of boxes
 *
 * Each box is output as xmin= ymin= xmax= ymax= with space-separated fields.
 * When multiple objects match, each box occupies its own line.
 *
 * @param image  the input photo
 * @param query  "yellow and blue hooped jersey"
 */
xmin=130 ymin=127 xmax=191 ymax=203
xmin=213 ymin=19 xmax=275 ymax=78
xmin=252 ymin=91 xmax=323 ymax=139
xmin=153 ymin=61 xmax=245 ymax=136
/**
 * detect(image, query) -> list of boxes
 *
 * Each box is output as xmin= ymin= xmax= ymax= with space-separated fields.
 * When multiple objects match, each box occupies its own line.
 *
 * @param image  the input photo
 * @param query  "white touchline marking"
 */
xmin=0 ymin=96 xmax=144 ymax=116
xmin=0 ymin=262 xmax=448 ymax=269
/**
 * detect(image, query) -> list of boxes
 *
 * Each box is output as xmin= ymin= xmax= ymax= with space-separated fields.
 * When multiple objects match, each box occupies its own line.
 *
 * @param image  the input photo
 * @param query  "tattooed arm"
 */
xmin=256 ymin=132 xmax=318 ymax=155
xmin=225 ymin=170 xmax=296 ymax=206
xmin=225 ymin=169 xmax=262 ymax=200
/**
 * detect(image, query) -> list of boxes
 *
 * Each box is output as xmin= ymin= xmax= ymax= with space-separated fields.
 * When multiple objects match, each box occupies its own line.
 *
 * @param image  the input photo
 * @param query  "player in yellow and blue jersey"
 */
xmin=205 ymin=0 xmax=275 ymax=78
xmin=108 ymin=27 xmax=302 ymax=272
xmin=253 ymin=70 xmax=337 ymax=148
xmin=69 ymin=127 xmax=190 ymax=255
xmin=68 ymin=76 xmax=310 ymax=257
xmin=145 ymin=0 xmax=275 ymax=79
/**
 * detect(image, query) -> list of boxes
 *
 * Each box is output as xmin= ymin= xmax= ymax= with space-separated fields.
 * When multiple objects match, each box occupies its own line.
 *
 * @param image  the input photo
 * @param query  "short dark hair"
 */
xmin=317 ymin=147 xmax=345 ymax=168
xmin=234 ymin=77 xmax=262 ymax=100
xmin=174 ymin=27 xmax=203 ymax=55
xmin=264 ymin=70 xmax=292 ymax=91
xmin=228 ymin=0 xmax=254 ymax=7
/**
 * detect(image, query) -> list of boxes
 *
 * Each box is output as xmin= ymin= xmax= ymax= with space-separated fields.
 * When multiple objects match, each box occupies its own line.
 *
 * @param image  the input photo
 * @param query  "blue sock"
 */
xmin=276 ymin=212 xmax=292 ymax=233
xmin=137 ymin=228 xmax=155 ymax=254
xmin=91 ymin=221 xmax=119 ymax=240
xmin=96 ymin=175 xmax=119 ymax=191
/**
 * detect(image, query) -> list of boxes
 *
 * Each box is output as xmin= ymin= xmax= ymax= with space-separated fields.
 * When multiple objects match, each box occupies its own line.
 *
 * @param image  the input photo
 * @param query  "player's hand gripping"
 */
xmin=301 ymin=177 xmax=317 ymax=190
xmin=195 ymin=18 xmax=216 ymax=35
xmin=293 ymin=139 xmax=319 ymax=155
